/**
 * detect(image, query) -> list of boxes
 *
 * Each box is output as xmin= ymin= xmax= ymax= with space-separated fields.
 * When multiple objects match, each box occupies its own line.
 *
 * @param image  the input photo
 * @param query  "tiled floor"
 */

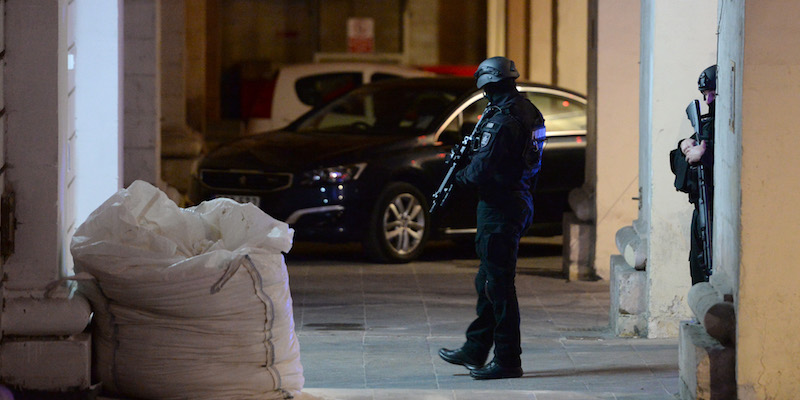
xmin=298 ymin=388 xmax=676 ymax=399
xmin=286 ymin=239 xmax=680 ymax=399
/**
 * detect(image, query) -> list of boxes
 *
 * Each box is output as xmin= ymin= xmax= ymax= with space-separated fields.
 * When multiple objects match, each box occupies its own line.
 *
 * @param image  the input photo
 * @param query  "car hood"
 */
xmin=202 ymin=130 xmax=415 ymax=171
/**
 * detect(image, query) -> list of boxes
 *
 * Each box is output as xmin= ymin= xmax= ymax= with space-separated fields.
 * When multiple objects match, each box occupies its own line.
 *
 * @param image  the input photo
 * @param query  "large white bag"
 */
xmin=71 ymin=181 xmax=303 ymax=400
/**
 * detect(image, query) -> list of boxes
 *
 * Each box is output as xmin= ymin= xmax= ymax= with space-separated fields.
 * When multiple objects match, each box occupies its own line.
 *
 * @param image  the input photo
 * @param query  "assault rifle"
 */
xmin=686 ymin=99 xmax=712 ymax=278
xmin=430 ymin=106 xmax=495 ymax=214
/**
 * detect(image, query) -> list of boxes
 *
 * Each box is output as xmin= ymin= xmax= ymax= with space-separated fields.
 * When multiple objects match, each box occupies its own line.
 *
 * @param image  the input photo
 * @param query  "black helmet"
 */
xmin=474 ymin=56 xmax=520 ymax=89
xmin=698 ymin=65 xmax=717 ymax=92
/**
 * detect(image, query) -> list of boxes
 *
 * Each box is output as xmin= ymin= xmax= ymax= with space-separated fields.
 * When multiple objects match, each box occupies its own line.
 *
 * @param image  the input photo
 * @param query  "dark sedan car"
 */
xmin=191 ymin=77 xmax=586 ymax=263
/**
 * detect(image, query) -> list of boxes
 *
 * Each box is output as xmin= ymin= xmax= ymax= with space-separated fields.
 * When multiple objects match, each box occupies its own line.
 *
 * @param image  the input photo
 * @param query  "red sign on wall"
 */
xmin=347 ymin=18 xmax=374 ymax=53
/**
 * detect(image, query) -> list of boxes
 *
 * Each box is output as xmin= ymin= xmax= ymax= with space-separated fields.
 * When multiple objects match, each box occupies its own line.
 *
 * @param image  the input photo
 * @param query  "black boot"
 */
xmin=469 ymin=359 xmax=523 ymax=380
xmin=438 ymin=348 xmax=485 ymax=370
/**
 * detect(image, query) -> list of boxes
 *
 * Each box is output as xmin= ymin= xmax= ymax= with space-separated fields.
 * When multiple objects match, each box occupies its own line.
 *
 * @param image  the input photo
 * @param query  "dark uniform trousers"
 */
xmin=689 ymin=208 xmax=704 ymax=284
xmin=463 ymin=192 xmax=533 ymax=367
xmin=689 ymin=113 xmax=714 ymax=285
xmin=689 ymin=193 xmax=713 ymax=285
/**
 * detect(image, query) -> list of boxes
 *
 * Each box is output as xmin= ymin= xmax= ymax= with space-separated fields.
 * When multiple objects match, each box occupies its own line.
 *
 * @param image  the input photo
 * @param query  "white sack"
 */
xmin=71 ymin=180 xmax=303 ymax=400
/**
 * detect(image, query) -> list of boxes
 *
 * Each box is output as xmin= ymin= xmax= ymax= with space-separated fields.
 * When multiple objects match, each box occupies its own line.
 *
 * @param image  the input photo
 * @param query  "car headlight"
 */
xmin=302 ymin=163 xmax=367 ymax=184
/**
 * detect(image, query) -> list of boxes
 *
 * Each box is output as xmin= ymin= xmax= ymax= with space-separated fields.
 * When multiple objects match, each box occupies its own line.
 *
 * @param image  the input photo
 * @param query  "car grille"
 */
xmin=200 ymin=169 xmax=292 ymax=192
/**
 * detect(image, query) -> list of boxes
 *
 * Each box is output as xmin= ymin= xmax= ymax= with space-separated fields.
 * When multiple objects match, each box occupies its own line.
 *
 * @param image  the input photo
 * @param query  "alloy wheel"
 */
xmin=381 ymin=192 xmax=426 ymax=256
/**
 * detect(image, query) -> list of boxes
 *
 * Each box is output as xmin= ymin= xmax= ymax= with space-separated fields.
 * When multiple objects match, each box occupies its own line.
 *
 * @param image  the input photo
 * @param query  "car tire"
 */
xmin=364 ymin=182 xmax=431 ymax=263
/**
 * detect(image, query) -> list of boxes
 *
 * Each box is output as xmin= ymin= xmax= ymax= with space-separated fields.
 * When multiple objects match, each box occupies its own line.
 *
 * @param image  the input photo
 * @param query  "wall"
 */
xmin=593 ymin=0 xmax=639 ymax=280
xmin=319 ymin=0 xmax=401 ymax=54
xmin=527 ymin=0 xmax=552 ymax=84
xmin=404 ymin=0 xmax=438 ymax=66
xmin=437 ymin=0 xmax=484 ymax=65
xmin=220 ymin=0 xmax=315 ymax=71
xmin=218 ymin=0 xmax=406 ymax=71
xmin=733 ymin=0 xmax=800 ymax=397
xmin=555 ymin=0 xmax=587 ymax=95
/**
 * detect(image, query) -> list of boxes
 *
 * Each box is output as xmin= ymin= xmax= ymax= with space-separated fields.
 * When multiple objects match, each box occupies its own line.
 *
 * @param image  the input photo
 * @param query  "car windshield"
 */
xmin=294 ymin=84 xmax=461 ymax=135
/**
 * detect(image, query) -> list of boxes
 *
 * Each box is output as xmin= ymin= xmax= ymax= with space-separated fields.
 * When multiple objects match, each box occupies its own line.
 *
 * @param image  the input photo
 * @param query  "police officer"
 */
xmin=438 ymin=56 xmax=545 ymax=380
xmin=673 ymin=65 xmax=716 ymax=284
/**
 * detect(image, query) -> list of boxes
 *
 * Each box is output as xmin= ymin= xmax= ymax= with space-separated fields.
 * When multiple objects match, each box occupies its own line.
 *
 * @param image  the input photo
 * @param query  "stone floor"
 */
xmin=285 ymin=239 xmax=680 ymax=399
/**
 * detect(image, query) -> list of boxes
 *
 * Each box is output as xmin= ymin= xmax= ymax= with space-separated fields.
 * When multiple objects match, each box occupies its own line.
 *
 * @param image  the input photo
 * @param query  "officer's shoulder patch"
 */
xmin=482 ymin=120 xmax=501 ymax=133
xmin=480 ymin=131 xmax=492 ymax=147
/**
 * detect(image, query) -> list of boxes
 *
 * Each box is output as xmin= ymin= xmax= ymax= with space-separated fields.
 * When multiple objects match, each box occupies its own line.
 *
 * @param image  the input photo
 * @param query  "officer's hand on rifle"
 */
xmin=679 ymin=138 xmax=696 ymax=154
xmin=684 ymin=140 xmax=706 ymax=164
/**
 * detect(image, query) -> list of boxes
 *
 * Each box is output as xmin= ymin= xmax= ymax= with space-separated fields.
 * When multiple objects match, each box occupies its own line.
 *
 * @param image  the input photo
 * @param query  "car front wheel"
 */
xmin=364 ymin=182 xmax=430 ymax=263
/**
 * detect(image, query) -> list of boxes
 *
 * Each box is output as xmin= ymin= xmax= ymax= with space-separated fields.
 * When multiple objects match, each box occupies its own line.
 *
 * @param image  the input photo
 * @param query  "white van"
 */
xmin=243 ymin=62 xmax=433 ymax=134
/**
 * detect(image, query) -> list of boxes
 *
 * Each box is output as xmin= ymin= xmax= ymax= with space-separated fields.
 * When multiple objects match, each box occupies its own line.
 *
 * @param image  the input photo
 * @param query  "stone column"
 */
xmin=160 ymin=0 xmax=186 ymax=132
xmin=638 ymin=0 xmax=717 ymax=338
xmin=123 ymin=0 xmax=161 ymax=187
xmin=185 ymin=0 xmax=206 ymax=133
xmin=554 ymin=0 xmax=587 ymax=94
xmin=0 ymin=0 xmax=91 ymax=390
xmin=506 ymin=0 xmax=528 ymax=76
xmin=160 ymin=0 xmax=203 ymax=199
xmin=486 ymin=0 xmax=506 ymax=58
xmin=3 ymin=0 xmax=65 ymax=291
xmin=528 ymin=0 xmax=553 ymax=84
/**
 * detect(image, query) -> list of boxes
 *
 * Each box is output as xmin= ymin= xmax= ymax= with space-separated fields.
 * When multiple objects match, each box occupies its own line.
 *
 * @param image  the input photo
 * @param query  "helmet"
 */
xmin=474 ymin=56 xmax=520 ymax=89
xmin=698 ymin=65 xmax=717 ymax=92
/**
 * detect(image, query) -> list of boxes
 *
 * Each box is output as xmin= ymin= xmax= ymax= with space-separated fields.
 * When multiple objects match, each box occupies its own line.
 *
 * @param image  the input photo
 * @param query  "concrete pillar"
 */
xmin=639 ymin=0 xmax=716 ymax=338
xmin=593 ymin=0 xmax=639 ymax=281
xmin=713 ymin=0 xmax=742 ymax=311
xmin=3 ymin=0 xmax=67 ymax=291
xmin=186 ymin=0 xmax=222 ymax=132
xmin=185 ymin=0 xmax=207 ymax=133
xmin=159 ymin=0 xmax=203 ymax=198
xmin=123 ymin=0 xmax=161 ymax=187
xmin=720 ymin=1 xmax=800 ymax=397
xmin=506 ymin=0 xmax=528 ymax=77
xmin=554 ymin=0 xmax=587 ymax=94
xmin=486 ymin=0 xmax=505 ymax=58
xmin=160 ymin=0 xmax=186 ymax=132
xmin=0 ymin=0 xmax=5 ymax=206
xmin=486 ymin=0 xmax=585 ymax=93
xmin=527 ymin=0 xmax=552 ymax=85
xmin=1 ymin=0 xmax=91 ymax=390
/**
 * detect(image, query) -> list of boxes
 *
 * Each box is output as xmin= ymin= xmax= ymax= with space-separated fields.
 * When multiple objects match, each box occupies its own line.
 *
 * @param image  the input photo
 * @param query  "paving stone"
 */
xmin=290 ymin=239 xmax=679 ymax=399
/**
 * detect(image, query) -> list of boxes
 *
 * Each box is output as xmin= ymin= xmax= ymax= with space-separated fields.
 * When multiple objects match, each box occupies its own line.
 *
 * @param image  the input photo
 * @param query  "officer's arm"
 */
xmin=454 ymin=122 xmax=509 ymax=187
